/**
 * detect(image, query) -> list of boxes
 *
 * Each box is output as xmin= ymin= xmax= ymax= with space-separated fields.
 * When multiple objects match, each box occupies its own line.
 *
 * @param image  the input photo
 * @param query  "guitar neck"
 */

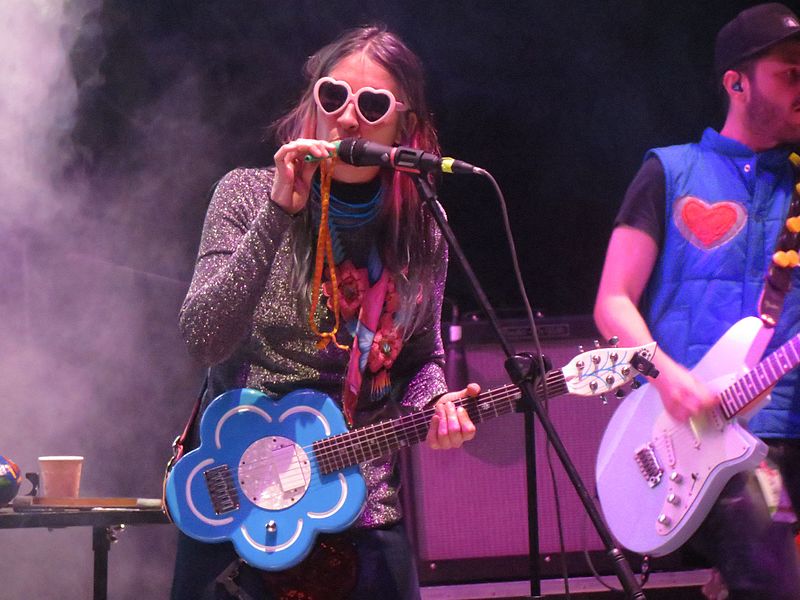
xmin=314 ymin=369 xmax=567 ymax=474
xmin=720 ymin=331 xmax=800 ymax=419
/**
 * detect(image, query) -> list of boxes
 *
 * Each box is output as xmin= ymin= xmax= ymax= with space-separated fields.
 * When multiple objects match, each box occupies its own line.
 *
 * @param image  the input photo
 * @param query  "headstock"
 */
xmin=561 ymin=341 xmax=658 ymax=398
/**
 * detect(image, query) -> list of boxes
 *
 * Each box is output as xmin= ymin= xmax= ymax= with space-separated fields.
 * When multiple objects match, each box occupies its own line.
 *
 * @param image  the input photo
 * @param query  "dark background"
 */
xmin=65 ymin=0 xmax=756 ymax=317
xmin=1 ymin=1 xmax=794 ymax=598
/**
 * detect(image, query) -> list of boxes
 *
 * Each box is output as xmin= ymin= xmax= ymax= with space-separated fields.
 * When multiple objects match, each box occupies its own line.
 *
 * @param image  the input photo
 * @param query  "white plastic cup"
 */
xmin=38 ymin=456 xmax=84 ymax=498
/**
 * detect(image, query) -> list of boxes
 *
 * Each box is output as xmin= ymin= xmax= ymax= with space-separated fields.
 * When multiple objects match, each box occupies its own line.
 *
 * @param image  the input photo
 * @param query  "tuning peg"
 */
xmin=577 ymin=345 xmax=584 ymax=354
xmin=631 ymin=380 xmax=641 ymax=389
xmin=593 ymin=339 xmax=601 ymax=348
xmin=607 ymin=335 xmax=619 ymax=347
xmin=599 ymin=394 xmax=608 ymax=405
xmin=615 ymin=388 xmax=625 ymax=399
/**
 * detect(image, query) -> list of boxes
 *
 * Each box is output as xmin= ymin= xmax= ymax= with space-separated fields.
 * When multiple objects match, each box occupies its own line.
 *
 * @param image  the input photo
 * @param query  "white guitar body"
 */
xmin=596 ymin=317 xmax=774 ymax=556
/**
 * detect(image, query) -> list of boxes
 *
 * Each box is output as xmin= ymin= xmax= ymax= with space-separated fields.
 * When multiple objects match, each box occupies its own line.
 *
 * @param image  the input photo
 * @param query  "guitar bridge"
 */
xmin=634 ymin=443 xmax=663 ymax=488
xmin=204 ymin=464 xmax=240 ymax=515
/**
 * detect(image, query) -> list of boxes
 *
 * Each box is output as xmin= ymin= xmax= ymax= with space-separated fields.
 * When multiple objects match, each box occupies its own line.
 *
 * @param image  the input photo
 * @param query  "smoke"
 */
xmin=0 ymin=0 xmax=90 ymax=228
xmin=0 ymin=1 xmax=205 ymax=597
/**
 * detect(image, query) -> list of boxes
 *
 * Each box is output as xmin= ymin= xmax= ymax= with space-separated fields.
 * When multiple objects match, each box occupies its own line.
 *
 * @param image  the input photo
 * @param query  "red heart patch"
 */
xmin=674 ymin=196 xmax=746 ymax=250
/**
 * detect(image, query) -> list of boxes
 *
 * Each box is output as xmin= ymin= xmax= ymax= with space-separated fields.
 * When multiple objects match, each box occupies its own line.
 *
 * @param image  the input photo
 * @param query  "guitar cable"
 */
xmin=479 ymin=169 xmax=653 ymax=597
xmin=544 ymin=423 xmax=572 ymax=597
xmin=215 ymin=559 xmax=258 ymax=600
xmin=476 ymin=169 xmax=572 ymax=597
xmin=580 ymin=485 xmax=651 ymax=592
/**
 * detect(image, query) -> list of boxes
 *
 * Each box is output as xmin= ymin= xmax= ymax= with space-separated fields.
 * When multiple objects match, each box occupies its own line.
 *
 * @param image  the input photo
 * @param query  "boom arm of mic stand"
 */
xmin=410 ymin=174 xmax=646 ymax=600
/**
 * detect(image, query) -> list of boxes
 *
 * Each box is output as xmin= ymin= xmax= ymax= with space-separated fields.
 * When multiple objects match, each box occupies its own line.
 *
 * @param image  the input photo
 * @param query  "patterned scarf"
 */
xmin=310 ymin=160 xmax=404 ymax=426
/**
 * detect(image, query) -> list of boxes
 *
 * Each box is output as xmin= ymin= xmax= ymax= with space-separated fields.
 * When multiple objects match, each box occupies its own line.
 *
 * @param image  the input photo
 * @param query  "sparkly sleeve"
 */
xmin=179 ymin=168 xmax=296 ymax=366
xmin=398 ymin=217 xmax=449 ymax=412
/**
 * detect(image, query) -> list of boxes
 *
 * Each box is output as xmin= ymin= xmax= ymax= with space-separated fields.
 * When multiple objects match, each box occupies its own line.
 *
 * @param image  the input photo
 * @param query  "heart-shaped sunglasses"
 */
xmin=313 ymin=76 xmax=408 ymax=125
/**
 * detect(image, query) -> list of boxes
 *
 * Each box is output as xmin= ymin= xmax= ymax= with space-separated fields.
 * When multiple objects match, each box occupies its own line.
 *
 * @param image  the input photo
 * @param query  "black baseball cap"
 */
xmin=714 ymin=3 xmax=800 ymax=77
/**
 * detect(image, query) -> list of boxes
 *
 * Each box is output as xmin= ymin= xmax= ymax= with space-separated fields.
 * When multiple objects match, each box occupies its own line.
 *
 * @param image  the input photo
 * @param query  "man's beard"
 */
xmin=745 ymin=82 xmax=800 ymax=147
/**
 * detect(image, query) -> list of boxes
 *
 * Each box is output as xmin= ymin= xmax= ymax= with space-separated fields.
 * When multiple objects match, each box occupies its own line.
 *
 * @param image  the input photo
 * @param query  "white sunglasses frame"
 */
xmin=313 ymin=76 xmax=408 ymax=125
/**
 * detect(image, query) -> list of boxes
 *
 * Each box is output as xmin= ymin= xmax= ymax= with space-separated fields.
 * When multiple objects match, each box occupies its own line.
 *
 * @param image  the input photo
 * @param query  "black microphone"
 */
xmin=336 ymin=138 xmax=480 ymax=175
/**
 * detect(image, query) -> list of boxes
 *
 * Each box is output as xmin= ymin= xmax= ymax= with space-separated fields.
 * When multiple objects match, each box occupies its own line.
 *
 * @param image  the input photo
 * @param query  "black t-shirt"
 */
xmin=615 ymin=156 xmax=666 ymax=247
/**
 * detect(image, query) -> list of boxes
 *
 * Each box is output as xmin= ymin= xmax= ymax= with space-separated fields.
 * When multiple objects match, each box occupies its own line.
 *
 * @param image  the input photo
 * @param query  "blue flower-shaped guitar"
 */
xmin=165 ymin=341 xmax=655 ymax=571
xmin=165 ymin=388 xmax=366 ymax=571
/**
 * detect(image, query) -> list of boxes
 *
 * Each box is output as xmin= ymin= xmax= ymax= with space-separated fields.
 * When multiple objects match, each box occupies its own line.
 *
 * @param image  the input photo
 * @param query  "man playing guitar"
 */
xmin=594 ymin=4 xmax=800 ymax=599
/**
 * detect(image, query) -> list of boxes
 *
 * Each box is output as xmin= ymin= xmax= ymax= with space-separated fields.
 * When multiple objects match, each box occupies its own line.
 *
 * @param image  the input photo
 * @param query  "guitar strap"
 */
xmin=161 ymin=371 xmax=209 ymax=520
xmin=758 ymin=153 xmax=800 ymax=328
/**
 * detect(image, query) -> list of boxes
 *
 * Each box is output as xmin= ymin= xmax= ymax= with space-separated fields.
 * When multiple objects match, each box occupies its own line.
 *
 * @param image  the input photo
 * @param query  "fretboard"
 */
xmin=720 ymin=332 xmax=800 ymax=419
xmin=313 ymin=368 xmax=567 ymax=475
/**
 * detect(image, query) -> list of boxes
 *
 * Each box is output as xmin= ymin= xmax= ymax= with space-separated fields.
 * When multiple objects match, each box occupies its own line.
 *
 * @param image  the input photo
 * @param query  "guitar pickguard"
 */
xmin=239 ymin=436 xmax=311 ymax=510
xmin=648 ymin=407 xmax=759 ymax=537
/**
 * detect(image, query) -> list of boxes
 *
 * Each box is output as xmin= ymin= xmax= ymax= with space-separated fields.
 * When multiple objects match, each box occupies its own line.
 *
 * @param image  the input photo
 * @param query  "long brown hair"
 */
xmin=274 ymin=25 xmax=442 ymax=333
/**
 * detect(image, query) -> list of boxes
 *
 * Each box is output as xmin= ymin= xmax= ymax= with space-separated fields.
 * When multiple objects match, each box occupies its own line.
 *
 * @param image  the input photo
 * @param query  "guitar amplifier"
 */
xmin=402 ymin=314 xmax=634 ymax=583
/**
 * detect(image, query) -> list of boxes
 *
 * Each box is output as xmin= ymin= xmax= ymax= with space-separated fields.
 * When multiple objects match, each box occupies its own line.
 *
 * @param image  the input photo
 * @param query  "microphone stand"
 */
xmin=411 ymin=173 xmax=645 ymax=600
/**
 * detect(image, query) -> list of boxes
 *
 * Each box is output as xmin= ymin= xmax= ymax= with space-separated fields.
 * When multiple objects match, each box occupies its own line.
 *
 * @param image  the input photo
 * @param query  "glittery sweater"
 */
xmin=179 ymin=167 xmax=448 ymax=528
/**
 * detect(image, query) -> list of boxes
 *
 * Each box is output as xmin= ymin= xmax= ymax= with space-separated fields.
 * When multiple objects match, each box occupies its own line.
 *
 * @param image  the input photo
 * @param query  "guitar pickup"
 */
xmin=634 ymin=443 xmax=663 ymax=488
xmin=204 ymin=464 xmax=240 ymax=515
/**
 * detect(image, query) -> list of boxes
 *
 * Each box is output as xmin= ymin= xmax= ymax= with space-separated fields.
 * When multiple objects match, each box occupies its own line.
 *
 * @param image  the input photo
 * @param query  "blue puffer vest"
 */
xmin=643 ymin=128 xmax=800 ymax=439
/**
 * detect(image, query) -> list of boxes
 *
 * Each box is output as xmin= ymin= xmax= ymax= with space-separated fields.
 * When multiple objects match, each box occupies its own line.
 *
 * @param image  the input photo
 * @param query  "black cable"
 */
xmin=475 ymin=168 xmax=570 ymax=597
xmin=545 ymin=436 xmax=571 ymax=596
xmin=579 ymin=485 xmax=650 ymax=592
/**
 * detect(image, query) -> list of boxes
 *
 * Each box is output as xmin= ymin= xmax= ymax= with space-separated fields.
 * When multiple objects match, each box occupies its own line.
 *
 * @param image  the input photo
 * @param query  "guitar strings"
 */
xmin=231 ymin=358 xmax=630 ymax=495
xmin=309 ymin=373 xmax=567 ymax=469
xmin=237 ymin=350 xmax=625 ymax=477
xmin=235 ymin=374 xmax=573 ymax=496
xmin=721 ymin=344 xmax=795 ymax=417
xmin=256 ymin=340 xmax=796 ymax=501
xmin=306 ymin=358 xmax=631 ymax=474
xmin=234 ymin=384 xmax=529 ymax=496
xmin=652 ymin=346 xmax=795 ymax=443
xmin=242 ymin=385 xmax=522 ymax=472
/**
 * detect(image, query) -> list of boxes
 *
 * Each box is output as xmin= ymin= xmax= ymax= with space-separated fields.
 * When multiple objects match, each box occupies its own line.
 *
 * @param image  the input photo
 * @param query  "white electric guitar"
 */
xmin=596 ymin=316 xmax=800 ymax=556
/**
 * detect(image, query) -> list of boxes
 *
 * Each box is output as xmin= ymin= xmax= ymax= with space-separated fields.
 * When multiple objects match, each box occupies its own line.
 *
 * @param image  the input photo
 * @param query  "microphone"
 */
xmin=304 ymin=138 xmax=479 ymax=175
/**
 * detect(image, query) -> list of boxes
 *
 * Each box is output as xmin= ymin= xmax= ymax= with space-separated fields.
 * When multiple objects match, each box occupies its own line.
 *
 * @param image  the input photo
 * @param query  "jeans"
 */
xmin=688 ymin=440 xmax=800 ymax=600
xmin=171 ymin=522 xmax=421 ymax=600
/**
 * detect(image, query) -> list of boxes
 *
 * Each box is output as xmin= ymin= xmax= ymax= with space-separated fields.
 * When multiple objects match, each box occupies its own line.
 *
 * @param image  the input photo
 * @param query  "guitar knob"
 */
xmin=267 ymin=520 xmax=277 ymax=533
xmin=667 ymin=493 xmax=680 ymax=505
xmin=669 ymin=471 xmax=683 ymax=483
xmin=657 ymin=514 xmax=671 ymax=525
xmin=592 ymin=354 xmax=601 ymax=365
xmin=605 ymin=375 xmax=615 ymax=386
xmin=610 ymin=352 xmax=619 ymax=362
xmin=576 ymin=360 xmax=585 ymax=370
